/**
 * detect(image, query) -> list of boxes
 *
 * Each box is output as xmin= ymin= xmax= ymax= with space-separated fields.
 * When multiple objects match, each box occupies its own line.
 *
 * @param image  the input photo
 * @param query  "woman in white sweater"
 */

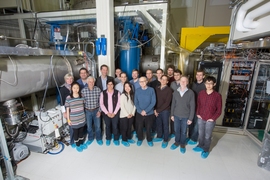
xmin=120 ymin=82 xmax=136 ymax=147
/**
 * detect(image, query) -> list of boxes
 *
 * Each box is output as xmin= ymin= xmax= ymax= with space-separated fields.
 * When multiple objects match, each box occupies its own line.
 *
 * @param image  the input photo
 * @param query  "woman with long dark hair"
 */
xmin=65 ymin=82 xmax=87 ymax=152
xmin=120 ymin=82 xmax=136 ymax=147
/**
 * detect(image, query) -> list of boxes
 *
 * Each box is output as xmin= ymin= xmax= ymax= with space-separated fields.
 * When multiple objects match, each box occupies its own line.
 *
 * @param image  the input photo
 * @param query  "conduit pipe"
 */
xmin=236 ymin=0 xmax=263 ymax=32
xmin=243 ymin=1 xmax=270 ymax=29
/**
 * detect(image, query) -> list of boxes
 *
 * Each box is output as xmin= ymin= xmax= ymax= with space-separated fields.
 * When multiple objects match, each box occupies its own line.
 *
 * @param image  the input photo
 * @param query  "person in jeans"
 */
xmin=193 ymin=76 xmax=222 ymax=159
xmin=120 ymin=82 xmax=136 ymax=147
xmin=153 ymin=75 xmax=172 ymax=149
xmin=170 ymin=69 xmax=182 ymax=138
xmin=81 ymin=76 xmax=103 ymax=146
xmin=134 ymin=77 xmax=156 ymax=147
xmin=170 ymin=76 xmax=195 ymax=154
xmin=187 ymin=69 xmax=206 ymax=145
xmin=100 ymin=79 xmax=121 ymax=146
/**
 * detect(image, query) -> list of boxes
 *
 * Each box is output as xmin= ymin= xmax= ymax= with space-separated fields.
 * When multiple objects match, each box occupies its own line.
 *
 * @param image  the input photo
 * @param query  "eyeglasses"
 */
xmin=139 ymin=81 xmax=146 ymax=83
xmin=107 ymin=83 xmax=114 ymax=85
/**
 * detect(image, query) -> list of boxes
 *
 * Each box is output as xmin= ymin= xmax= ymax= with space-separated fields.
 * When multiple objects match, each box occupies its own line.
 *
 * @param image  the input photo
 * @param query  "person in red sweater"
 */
xmin=193 ymin=76 xmax=222 ymax=159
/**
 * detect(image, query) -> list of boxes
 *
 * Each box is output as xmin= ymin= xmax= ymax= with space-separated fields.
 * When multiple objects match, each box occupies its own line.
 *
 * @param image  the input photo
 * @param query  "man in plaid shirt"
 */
xmin=81 ymin=76 xmax=103 ymax=146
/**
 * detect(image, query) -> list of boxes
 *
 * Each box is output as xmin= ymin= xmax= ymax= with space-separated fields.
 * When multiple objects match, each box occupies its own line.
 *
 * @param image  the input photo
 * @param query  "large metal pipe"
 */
xmin=0 ymin=56 xmax=83 ymax=102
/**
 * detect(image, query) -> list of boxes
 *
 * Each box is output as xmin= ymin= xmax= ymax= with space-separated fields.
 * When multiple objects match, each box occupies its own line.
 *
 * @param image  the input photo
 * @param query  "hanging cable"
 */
xmin=47 ymin=141 xmax=65 ymax=155
xmin=0 ymin=56 xmax=18 ymax=86
xmin=40 ymin=56 xmax=52 ymax=110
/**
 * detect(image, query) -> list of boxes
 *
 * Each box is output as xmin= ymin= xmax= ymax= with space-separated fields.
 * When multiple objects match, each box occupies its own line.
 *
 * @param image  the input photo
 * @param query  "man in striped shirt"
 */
xmin=81 ymin=76 xmax=103 ymax=146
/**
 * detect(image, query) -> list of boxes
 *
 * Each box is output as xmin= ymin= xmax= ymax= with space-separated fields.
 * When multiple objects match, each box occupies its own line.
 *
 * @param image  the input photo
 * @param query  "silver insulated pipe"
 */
xmin=0 ymin=56 xmax=83 ymax=102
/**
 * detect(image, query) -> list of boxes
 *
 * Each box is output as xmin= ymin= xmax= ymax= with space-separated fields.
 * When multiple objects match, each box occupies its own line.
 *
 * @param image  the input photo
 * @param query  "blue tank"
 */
xmin=120 ymin=40 xmax=140 ymax=80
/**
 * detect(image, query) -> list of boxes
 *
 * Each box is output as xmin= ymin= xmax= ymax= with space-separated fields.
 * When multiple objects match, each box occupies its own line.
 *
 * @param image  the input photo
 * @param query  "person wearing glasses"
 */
xmin=134 ymin=77 xmax=156 ymax=147
xmin=193 ymin=76 xmax=222 ymax=159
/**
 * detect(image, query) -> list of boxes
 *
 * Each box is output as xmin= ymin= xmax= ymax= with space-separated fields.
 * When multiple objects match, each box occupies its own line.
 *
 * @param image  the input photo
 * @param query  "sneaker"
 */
xmin=169 ymin=134 xmax=175 ymax=138
xmin=97 ymin=140 xmax=103 ymax=146
xmin=180 ymin=147 xmax=186 ymax=154
xmin=86 ymin=140 xmax=93 ymax=146
xmin=122 ymin=141 xmax=130 ymax=147
xmin=80 ymin=144 xmax=87 ymax=150
xmin=193 ymin=146 xmax=203 ymax=152
xmin=161 ymin=141 xmax=168 ymax=149
xmin=132 ymin=131 xmax=136 ymax=135
xmin=106 ymin=140 xmax=111 ymax=146
xmin=201 ymin=151 xmax=209 ymax=159
xmin=71 ymin=144 xmax=76 ymax=148
xmin=153 ymin=138 xmax=163 ymax=142
xmin=188 ymin=139 xmax=197 ymax=145
xmin=128 ymin=139 xmax=135 ymax=144
xmin=113 ymin=140 xmax=120 ymax=146
xmin=170 ymin=143 xmax=179 ymax=150
xmin=76 ymin=146 xmax=83 ymax=152
xmin=147 ymin=141 xmax=154 ymax=147
xmin=137 ymin=140 xmax=142 ymax=146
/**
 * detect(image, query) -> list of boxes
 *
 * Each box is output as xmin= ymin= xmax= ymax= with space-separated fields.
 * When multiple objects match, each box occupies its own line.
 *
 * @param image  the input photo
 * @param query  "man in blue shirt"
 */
xmin=134 ymin=77 xmax=156 ymax=147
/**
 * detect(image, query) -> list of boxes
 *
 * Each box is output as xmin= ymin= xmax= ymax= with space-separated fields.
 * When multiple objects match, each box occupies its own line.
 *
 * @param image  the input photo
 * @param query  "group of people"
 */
xmin=60 ymin=64 xmax=222 ymax=159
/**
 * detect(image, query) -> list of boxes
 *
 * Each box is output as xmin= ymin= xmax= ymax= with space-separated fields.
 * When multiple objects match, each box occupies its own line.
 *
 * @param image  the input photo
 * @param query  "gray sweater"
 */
xmin=171 ymin=89 xmax=195 ymax=120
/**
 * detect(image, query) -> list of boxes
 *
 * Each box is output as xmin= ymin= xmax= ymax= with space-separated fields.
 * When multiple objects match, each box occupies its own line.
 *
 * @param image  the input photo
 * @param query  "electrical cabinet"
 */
xmin=244 ymin=61 xmax=270 ymax=142
xmin=223 ymin=60 xmax=256 ymax=127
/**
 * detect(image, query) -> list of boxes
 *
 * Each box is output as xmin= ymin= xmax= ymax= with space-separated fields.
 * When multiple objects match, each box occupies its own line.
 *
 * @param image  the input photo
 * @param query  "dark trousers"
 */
xmin=103 ymin=113 xmax=119 ymax=140
xmin=120 ymin=117 xmax=134 ymax=141
xmin=136 ymin=112 xmax=155 ymax=142
xmin=132 ymin=113 xmax=137 ymax=132
xmin=69 ymin=126 xmax=74 ymax=144
xmin=170 ymin=120 xmax=175 ymax=135
xmin=152 ymin=117 xmax=156 ymax=133
xmin=73 ymin=126 xmax=84 ymax=146
xmin=156 ymin=110 xmax=170 ymax=142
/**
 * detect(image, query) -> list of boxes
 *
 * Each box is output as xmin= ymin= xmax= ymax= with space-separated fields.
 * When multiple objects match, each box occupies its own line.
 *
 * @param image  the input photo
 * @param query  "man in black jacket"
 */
xmin=95 ymin=64 xmax=114 ymax=91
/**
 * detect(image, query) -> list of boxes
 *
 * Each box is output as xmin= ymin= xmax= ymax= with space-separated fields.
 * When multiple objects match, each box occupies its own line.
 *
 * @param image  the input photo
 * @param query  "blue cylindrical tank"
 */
xmin=120 ymin=40 xmax=140 ymax=80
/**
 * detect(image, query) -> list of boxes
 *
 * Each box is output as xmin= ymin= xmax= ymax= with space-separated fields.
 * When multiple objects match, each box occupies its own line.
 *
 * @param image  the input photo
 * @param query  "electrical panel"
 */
xmin=245 ymin=63 xmax=270 ymax=141
xmin=223 ymin=60 xmax=256 ymax=127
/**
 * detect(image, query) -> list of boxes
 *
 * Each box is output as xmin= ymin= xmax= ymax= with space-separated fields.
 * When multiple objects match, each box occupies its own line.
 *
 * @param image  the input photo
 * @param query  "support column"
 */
xmin=96 ymin=0 xmax=115 ymax=77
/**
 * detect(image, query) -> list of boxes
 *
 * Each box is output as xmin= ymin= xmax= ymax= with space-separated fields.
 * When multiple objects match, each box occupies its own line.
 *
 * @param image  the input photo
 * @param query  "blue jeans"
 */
xmin=86 ymin=109 xmax=102 ymax=141
xmin=188 ymin=115 xmax=198 ymax=142
xmin=174 ymin=116 xmax=188 ymax=146
xmin=197 ymin=118 xmax=215 ymax=152
xmin=156 ymin=110 xmax=170 ymax=142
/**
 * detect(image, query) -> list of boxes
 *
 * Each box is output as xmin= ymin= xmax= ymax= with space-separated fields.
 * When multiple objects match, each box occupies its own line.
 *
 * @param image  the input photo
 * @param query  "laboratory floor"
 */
xmin=16 ymin=132 xmax=270 ymax=180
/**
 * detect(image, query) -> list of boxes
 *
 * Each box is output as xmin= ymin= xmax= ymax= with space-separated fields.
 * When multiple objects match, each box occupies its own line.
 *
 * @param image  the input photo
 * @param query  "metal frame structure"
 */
xmin=0 ymin=2 xmax=168 ymax=70
xmin=0 ymin=120 xmax=29 ymax=180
